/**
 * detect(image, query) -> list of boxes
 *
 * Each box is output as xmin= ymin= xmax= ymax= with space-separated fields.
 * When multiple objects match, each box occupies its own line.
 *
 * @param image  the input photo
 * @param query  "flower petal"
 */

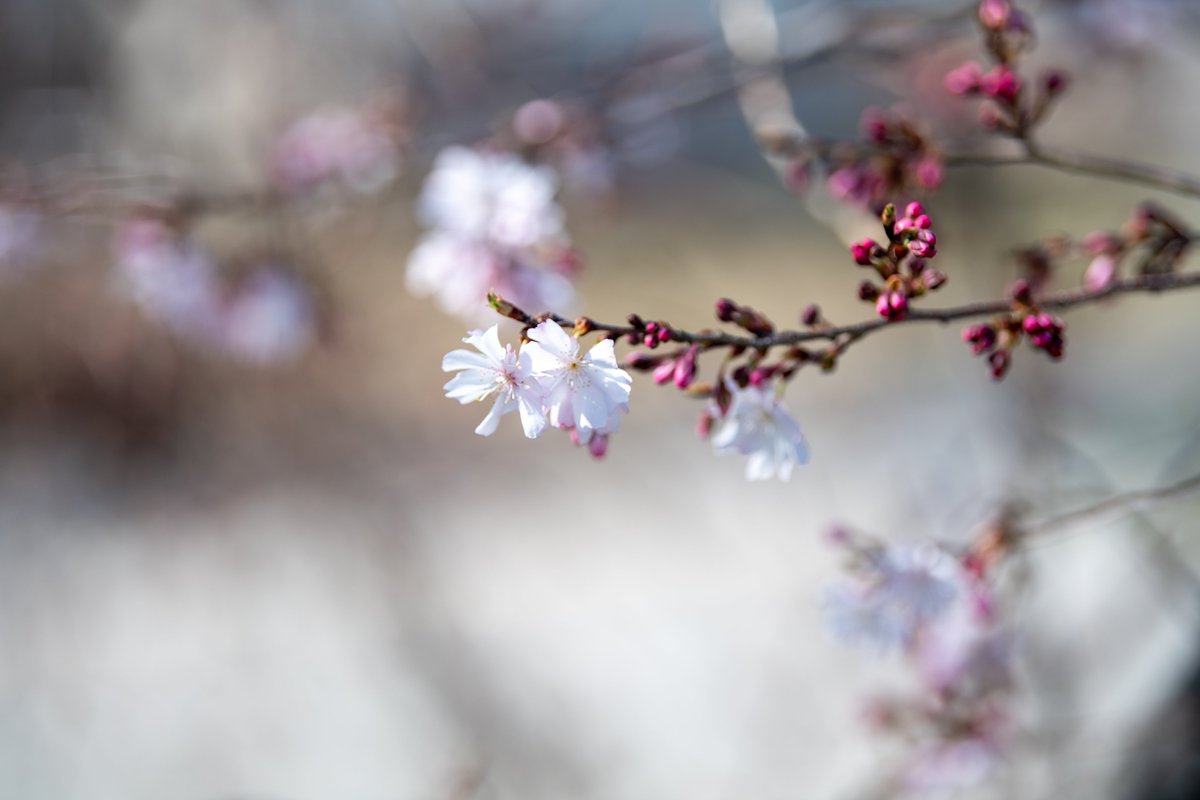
xmin=442 ymin=348 xmax=492 ymax=373
xmin=474 ymin=394 xmax=515 ymax=436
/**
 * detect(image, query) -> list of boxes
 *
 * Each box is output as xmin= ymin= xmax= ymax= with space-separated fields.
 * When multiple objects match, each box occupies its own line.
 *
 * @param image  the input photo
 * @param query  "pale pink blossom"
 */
xmin=824 ymin=543 xmax=963 ymax=650
xmin=442 ymin=325 xmax=548 ymax=438
xmin=212 ymin=268 xmax=317 ymax=364
xmin=272 ymin=107 xmax=399 ymax=194
xmin=522 ymin=319 xmax=631 ymax=443
xmin=710 ymin=383 xmax=809 ymax=480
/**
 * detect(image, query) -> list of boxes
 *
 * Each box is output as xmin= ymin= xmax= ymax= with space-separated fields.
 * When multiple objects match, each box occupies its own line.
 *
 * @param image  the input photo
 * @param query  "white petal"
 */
xmin=464 ymin=325 xmax=506 ymax=365
xmin=584 ymin=338 xmax=619 ymax=369
xmin=573 ymin=384 xmax=611 ymax=432
xmin=525 ymin=320 xmax=575 ymax=362
xmin=443 ymin=348 xmax=492 ymax=373
xmin=443 ymin=370 xmax=498 ymax=403
xmin=474 ymin=394 xmax=515 ymax=436
xmin=515 ymin=388 xmax=548 ymax=439
xmin=745 ymin=450 xmax=775 ymax=481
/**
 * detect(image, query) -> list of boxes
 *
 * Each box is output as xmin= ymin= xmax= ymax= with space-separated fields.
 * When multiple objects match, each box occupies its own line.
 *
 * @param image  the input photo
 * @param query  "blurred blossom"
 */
xmin=212 ymin=267 xmax=317 ymax=365
xmin=271 ymin=106 xmax=400 ymax=195
xmin=824 ymin=543 xmax=963 ymax=650
xmin=407 ymin=146 xmax=578 ymax=322
xmin=113 ymin=219 xmax=317 ymax=364
xmin=0 ymin=204 xmax=40 ymax=278
xmin=113 ymin=218 xmax=223 ymax=339
xmin=710 ymin=382 xmax=809 ymax=481
xmin=903 ymin=736 xmax=1003 ymax=794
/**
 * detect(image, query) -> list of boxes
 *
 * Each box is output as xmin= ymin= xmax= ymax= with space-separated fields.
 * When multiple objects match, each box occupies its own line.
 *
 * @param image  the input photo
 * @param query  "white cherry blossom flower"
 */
xmin=710 ymin=383 xmax=809 ymax=480
xmin=522 ymin=319 xmax=631 ymax=442
xmin=407 ymin=145 xmax=577 ymax=323
xmin=443 ymin=325 xmax=547 ymax=438
xmin=417 ymin=146 xmax=563 ymax=247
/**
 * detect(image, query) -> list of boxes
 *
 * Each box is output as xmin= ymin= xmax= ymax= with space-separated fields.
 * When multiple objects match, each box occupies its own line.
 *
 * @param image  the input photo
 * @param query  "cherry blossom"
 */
xmin=271 ymin=106 xmax=399 ymax=195
xmin=710 ymin=383 xmax=809 ymax=481
xmin=823 ymin=543 xmax=963 ymax=650
xmin=407 ymin=146 xmax=577 ymax=323
xmin=112 ymin=218 xmax=222 ymax=339
xmin=442 ymin=325 xmax=548 ymax=438
xmin=522 ymin=319 xmax=631 ymax=443
xmin=212 ymin=267 xmax=317 ymax=365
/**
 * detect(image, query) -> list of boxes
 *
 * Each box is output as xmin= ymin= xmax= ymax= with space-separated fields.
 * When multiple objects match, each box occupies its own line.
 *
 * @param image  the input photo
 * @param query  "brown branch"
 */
xmin=545 ymin=270 xmax=1200 ymax=351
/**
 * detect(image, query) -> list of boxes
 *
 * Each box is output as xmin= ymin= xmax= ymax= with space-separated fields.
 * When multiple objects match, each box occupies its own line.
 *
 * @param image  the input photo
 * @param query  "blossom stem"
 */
xmin=527 ymin=270 xmax=1200 ymax=352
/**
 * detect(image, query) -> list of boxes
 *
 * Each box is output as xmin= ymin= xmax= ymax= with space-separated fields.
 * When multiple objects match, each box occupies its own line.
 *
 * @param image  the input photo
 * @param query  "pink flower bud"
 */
xmin=715 ymin=298 xmax=737 ymax=322
xmin=653 ymin=359 xmax=677 ymax=384
xmin=978 ymin=0 xmax=1012 ymax=30
xmin=914 ymin=157 xmax=944 ymax=190
xmin=1042 ymin=69 xmax=1068 ymax=96
xmin=624 ymin=352 xmax=659 ymax=371
xmin=850 ymin=238 xmax=877 ymax=266
xmin=588 ymin=433 xmax=609 ymax=459
xmin=981 ymin=65 xmax=1021 ymax=104
xmin=905 ymin=201 xmax=925 ymax=219
xmin=801 ymin=304 xmax=821 ymax=326
xmin=988 ymin=349 xmax=1011 ymax=380
xmin=656 ymin=326 xmax=672 ymax=343
xmin=673 ymin=346 xmax=699 ymax=389
xmin=922 ymin=268 xmax=947 ymax=291
xmin=857 ymin=281 xmax=879 ymax=301
xmin=944 ymin=61 xmax=984 ymax=95
xmin=860 ymin=107 xmax=890 ymax=144
xmin=1083 ymin=254 xmax=1117 ymax=291
xmin=513 ymin=99 xmax=565 ymax=145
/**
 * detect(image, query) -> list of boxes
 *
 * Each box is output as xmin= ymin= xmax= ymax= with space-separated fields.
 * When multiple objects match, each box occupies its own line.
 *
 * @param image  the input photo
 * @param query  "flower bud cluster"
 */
xmin=945 ymin=1 xmax=1067 ymax=136
xmin=960 ymin=278 xmax=1065 ymax=380
xmin=851 ymin=201 xmax=947 ymax=321
xmin=814 ymin=108 xmax=943 ymax=210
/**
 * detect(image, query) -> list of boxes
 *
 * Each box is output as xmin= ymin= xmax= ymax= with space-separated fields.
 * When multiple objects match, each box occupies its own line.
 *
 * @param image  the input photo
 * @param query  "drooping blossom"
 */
xmin=407 ymin=146 xmax=578 ymax=323
xmin=271 ymin=106 xmax=400 ymax=195
xmin=522 ymin=319 xmax=631 ymax=442
xmin=442 ymin=325 xmax=548 ymax=438
xmin=710 ymin=382 xmax=809 ymax=481
xmin=823 ymin=543 xmax=963 ymax=650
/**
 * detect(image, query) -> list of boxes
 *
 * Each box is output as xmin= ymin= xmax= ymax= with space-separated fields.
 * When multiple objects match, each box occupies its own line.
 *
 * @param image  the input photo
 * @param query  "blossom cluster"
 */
xmin=824 ymin=527 xmax=1015 ymax=792
xmin=407 ymin=146 xmax=580 ymax=324
xmin=850 ymin=201 xmax=946 ymax=321
xmin=786 ymin=107 xmax=943 ymax=211
xmin=944 ymin=0 xmax=1067 ymax=135
xmin=270 ymin=99 xmax=405 ymax=196
xmin=442 ymin=319 xmax=631 ymax=458
xmin=113 ymin=217 xmax=318 ymax=364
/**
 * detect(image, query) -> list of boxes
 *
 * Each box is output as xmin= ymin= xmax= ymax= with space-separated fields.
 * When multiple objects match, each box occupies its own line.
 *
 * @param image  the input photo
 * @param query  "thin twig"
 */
xmin=1027 ymin=471 xmax=1200 ymax=537
xmin=551 ymin=270 xmax=1200 ymax=351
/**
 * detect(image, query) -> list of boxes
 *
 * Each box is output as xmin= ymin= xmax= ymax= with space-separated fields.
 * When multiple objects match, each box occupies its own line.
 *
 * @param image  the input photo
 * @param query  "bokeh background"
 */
xmin=1 ymin=0 xmax=1200 ymax=798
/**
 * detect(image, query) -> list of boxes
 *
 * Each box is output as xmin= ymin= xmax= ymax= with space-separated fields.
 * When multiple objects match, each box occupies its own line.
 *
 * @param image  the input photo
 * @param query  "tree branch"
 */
xmin=545 ymin=270 xmax=1200 ymax=351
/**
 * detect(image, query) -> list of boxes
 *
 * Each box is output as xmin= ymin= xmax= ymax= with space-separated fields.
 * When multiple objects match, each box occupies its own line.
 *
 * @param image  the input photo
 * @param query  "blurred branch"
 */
xmin=1028 ymin=471 xmax=1200 ymax=537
